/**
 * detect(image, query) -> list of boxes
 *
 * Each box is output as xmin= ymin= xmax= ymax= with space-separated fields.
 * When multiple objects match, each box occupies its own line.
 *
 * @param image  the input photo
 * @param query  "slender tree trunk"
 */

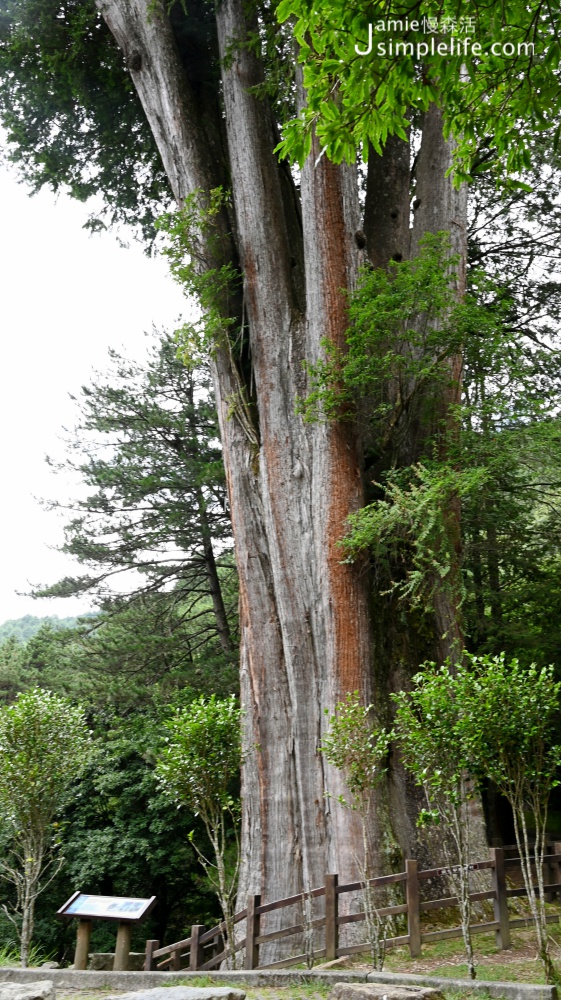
xmin=198 ymin=501 xmax=234 ymax=655
xmin=183 ymin=378 xmax=234 ymax=655
xmin=20 ymin=890 xmax=34 ymax=969
xmin=401 ymin=101 xmax=466 ymax=667
xmin=369 ymin=105 xmax=474 ymax=862
xmin=19 ymin=850 xmax=41 ymax=969
xmin=411 ymin=103 xmax=467 ymax=632
xmin=471 ymin=527 xmax=487 ymax=645
xmin=486 ymin=515 xmax=503 ymax=632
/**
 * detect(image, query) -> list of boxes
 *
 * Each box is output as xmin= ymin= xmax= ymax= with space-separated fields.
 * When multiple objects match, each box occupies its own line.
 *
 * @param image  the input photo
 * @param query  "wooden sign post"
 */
xmin=74 ymin=919 xmax=92 ymax=971
xmin=57 ymin=892 xmax=157 ymax=971
xmin=114 ymin=921 xmax=133 ymax=971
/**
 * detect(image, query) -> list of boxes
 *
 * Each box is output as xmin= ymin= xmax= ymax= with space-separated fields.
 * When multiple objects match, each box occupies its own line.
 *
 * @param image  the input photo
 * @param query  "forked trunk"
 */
xmin=96 ymin=1 xmax=482 ymax=943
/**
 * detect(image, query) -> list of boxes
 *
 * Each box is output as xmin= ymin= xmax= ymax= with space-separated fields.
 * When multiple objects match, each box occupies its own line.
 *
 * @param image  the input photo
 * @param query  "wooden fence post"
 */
xmin=325 ymin=873 xmax=339 ymax=961
xmin=490 ymin=847 xmax=511 ymax=949
xmin=213 ymin=929 xmax=225 ymax=961
xmin=406 ymin=859 xmax=421 ymax=958
xmin=190 ymin=925 xmax=205 ymax=971
xmin=245 ymin=893 xmax=261 ymax=970
xmin=144 ymin=939 xmax=159 ymax=971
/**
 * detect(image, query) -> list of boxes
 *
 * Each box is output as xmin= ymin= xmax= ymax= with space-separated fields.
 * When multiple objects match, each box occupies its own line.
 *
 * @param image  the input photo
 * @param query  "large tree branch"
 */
xmin=215 ymin=0 xmax=303 ymax=327
xmin=97 ymin=0 xmax=220 ymax=207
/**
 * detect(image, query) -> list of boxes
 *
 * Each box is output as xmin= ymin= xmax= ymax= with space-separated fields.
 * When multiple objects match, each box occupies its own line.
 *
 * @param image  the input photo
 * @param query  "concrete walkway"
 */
xmin=0 ymin=968 xmax=555 ymax=1000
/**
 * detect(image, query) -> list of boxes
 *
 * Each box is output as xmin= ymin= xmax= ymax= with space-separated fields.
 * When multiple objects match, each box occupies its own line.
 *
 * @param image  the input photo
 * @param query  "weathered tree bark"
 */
xmin=216 ymin=0 xmax=374 ymax=901
xmin=95 ymin=0 xmax=482 ymax=935
xmin=364 ymin=134 xmax=411 ymax=268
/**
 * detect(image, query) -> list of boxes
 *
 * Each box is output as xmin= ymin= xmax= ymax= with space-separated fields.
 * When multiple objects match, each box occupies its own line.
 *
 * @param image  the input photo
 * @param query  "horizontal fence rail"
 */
xmin=144 ymin=841 xmax=561 ymax=972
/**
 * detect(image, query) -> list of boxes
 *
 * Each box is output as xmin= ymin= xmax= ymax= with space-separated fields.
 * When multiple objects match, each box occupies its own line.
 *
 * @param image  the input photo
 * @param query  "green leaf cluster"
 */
xmin=276 ymin=0 xmax=561 ymax=183
xmin=458 ymin=655 xmax=561 ymax=810
xmin=0 ymin=687 xmax=92 ymax=835
xmin=321 ymin=692 xmax=390 ymax=813
xmin=158 ymin=190 xmax=240 ymax=361
xmin=393 ymin=666 xmax=471 ymax=811
xmin=344 ymin=463 xmax=487 ymax=611
xmin=156 ymin=694 xmax=242 ymax=824
xmin=302 ymin=233 xmax=462 ymax=426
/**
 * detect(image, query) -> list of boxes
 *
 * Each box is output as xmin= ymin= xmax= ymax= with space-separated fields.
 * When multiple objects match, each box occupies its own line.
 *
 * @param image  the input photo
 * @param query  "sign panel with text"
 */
xmin=57 ymin=892 xmax=156 ymax=922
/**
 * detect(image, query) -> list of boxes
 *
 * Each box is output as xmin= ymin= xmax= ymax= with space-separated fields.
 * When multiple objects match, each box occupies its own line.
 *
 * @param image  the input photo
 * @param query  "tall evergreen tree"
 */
xmin=35 ymin=333 xmax=237 ymax=661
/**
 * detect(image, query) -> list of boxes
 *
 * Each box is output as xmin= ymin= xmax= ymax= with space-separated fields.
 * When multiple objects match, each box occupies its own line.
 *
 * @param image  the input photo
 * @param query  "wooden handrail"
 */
xmin=420 ymin=889 xmax=495 ymax=911
xmin=255 ymin=886 xmax=325 ymax=916
xmin=152 ymin=936 xmax=191 ymax=959
xmin=337 ymin=871 xmax=408 ymax=893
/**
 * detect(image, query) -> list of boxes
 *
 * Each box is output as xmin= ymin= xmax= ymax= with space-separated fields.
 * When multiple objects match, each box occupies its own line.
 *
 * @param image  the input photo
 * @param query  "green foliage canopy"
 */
xmin=321 ymin=691 xmax=390 ymax=815
xmin=157 ymin=694 xmax=242 ymax=825
xmin=33 ymin=333 xmax=237 ymax=674
xmin=393 ymin=665 xmax=478 ymax=976
xmin=0 ymin=687 xmax=92 ymax=833
xmin=393 ymin=667 xmax=473 ymax=820
xmin=0 ymin=0 xmax=170 ymax=241
xmin=458 ymin=656 xmax=561 ymax=981
xmin=276 ymin=0 xmax=561 ymax=181
xmin=459 ymin=655 xmax=561 ymax=824
xmin=393 ymin=658 xmax=561 ymax=980
xmin=0 ymin=687 xmax=93 ymax=964
xmin=156 ymin=694 xmax=243 ymax=965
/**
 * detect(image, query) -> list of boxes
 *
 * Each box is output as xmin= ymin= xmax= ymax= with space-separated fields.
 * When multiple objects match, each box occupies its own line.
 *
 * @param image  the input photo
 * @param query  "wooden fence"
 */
xmin=144 ymin=843 xmax=561 ymax=972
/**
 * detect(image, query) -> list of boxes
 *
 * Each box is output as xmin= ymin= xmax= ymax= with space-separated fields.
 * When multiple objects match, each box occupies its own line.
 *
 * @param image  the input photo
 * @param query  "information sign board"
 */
xmin=57 ymin=892 xmax=156 ymax=923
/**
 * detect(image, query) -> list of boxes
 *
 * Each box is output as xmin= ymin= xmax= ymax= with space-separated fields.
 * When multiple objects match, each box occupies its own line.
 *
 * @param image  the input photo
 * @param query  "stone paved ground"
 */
xmin=55 ymin=984 xmax=332 ymax=1000
xmin=52 ymin=985 xmax=467 ymax=1000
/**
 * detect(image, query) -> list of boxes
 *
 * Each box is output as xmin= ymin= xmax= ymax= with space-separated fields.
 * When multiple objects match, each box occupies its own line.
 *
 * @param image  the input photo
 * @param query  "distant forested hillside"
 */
xmin=0 ymin=614 xmax=88 ymax=643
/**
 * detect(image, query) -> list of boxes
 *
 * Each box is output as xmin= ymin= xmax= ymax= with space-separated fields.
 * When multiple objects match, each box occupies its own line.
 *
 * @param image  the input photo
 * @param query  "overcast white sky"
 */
xmin=0 ymin=163 xmax=188 ymax=625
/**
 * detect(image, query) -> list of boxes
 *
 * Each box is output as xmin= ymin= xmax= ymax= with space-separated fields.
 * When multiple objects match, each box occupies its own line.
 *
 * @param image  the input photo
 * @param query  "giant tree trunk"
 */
xmin=96 ymin=0 xmax=481 ymax=932
xmin=97 ymin=0 xmax=373 ymax=927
